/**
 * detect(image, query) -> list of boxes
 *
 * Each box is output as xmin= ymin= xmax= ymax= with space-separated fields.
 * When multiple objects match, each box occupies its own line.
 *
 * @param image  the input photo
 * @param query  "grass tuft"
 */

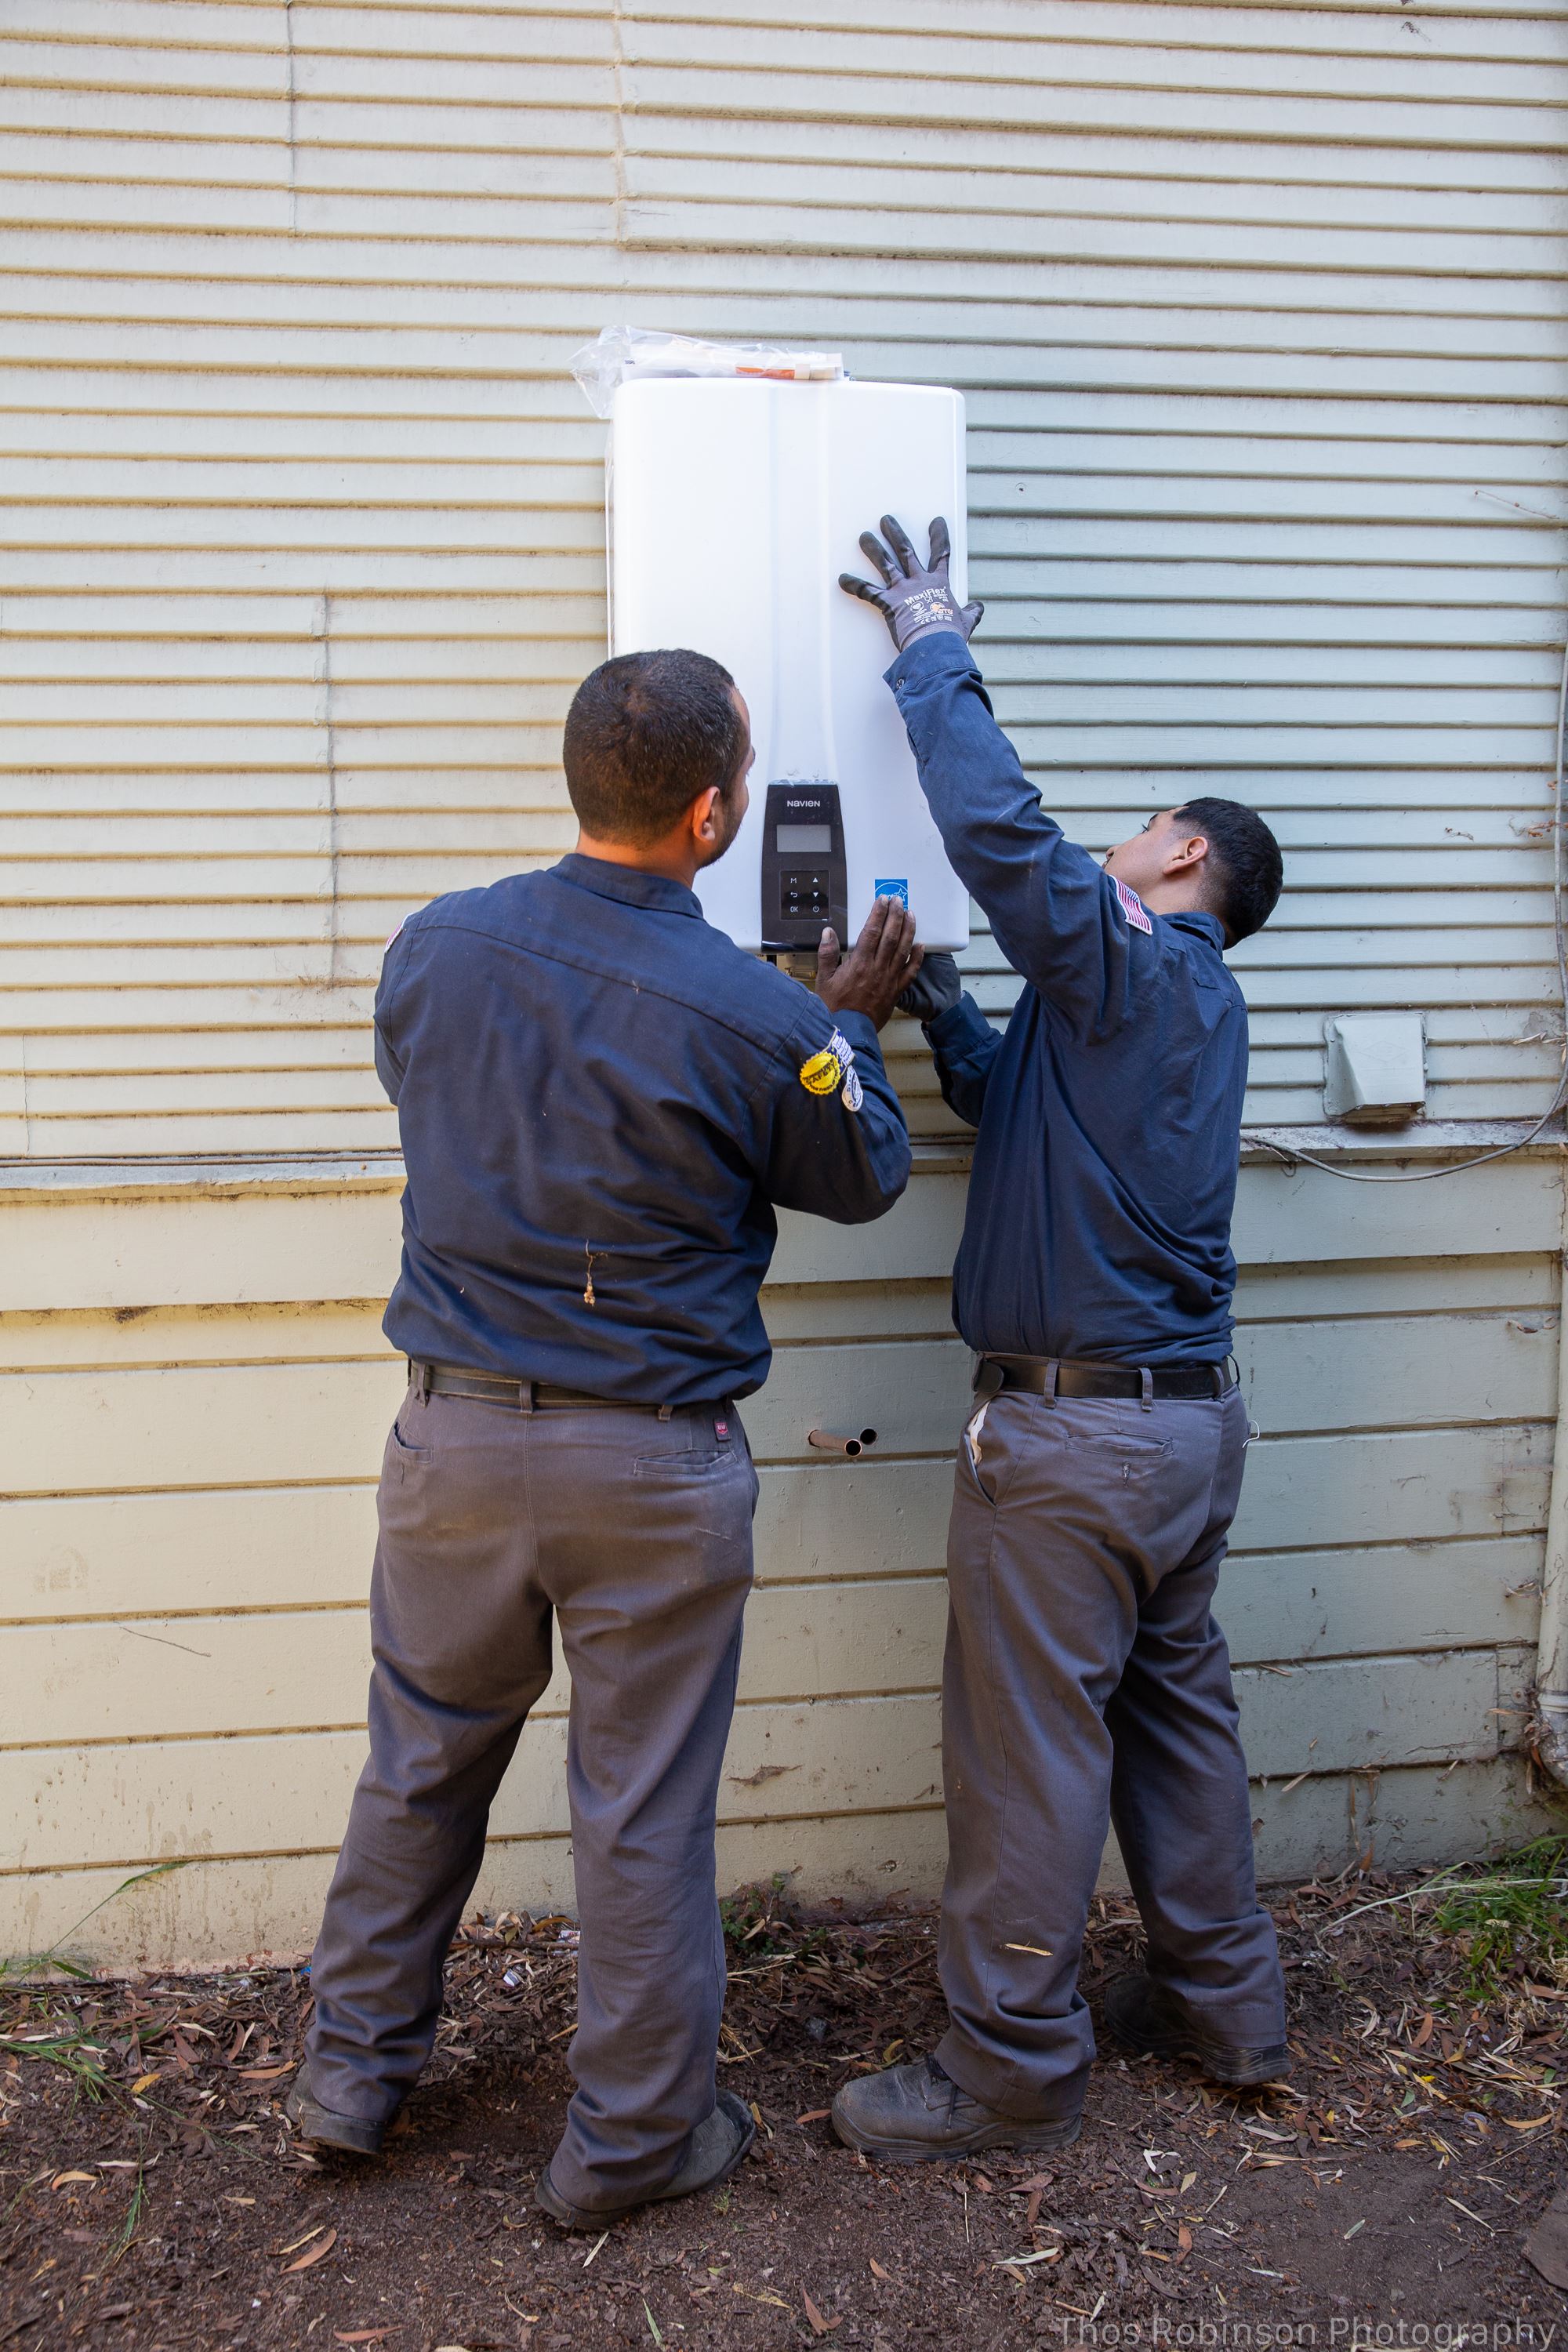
xmin=0 ymin=2023 xmax=113 ymax=2104
xmin=0 ymin=1860 xmax=190 ymax=1985
xmin=1431 ymin=1835 xmax=1568 ymax=1997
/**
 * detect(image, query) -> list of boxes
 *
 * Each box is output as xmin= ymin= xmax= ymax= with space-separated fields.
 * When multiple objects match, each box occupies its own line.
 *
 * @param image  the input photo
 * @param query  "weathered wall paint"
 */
xmin=2 ymin=0 xmax=1566 ymax=1963
xmin=0 ymin=1158 xmax=1559 ymax=1964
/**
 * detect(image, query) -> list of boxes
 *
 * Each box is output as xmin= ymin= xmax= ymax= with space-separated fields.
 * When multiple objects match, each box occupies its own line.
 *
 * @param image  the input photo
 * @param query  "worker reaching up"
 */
xmin=832 ymin=517 xmax=1290 ymax=2159
xmin=289 ymin=648 xmax=918 ymax=2223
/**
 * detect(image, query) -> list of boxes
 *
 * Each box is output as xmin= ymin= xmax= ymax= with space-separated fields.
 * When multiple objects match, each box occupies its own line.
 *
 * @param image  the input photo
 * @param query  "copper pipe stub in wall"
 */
xmin=807 ymin=1428 xmax=878 ymax=1457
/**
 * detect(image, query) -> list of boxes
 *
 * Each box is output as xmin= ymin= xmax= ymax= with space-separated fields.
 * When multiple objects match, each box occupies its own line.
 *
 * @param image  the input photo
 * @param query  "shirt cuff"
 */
xmin=829 ymin=1005 xmax=883 ymax=1059
xmin=924 ymin=992 xmax=991 ymax=1052
xmin=884 ymin=630 xmax=981 ymax=699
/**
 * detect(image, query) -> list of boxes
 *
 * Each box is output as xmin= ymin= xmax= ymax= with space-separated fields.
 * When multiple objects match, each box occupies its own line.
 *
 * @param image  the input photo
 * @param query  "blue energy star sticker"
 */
xmin=873 ymin=879 xmax=909 ymax=906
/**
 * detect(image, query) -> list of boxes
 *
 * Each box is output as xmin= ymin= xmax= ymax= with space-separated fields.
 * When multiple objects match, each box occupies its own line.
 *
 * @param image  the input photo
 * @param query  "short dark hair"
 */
xmin=562 ymin=649 xmax=748 ymax=844
xmin=1172 ymin=797 xmax=1283 ymax=945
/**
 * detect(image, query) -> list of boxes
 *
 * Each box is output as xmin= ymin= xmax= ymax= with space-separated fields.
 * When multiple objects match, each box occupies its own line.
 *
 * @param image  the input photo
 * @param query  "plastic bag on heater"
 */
xmin=570 ymin=325 xmax=844 ymax=417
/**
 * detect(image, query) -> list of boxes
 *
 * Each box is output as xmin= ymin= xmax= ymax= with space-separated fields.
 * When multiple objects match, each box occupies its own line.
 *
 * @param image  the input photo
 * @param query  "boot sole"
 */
xmin=535 ymin=2094 xmax=757 ymax=2230
xmin=1105 ymin=2012 xmax=1290 ymax=2089
xmin=830 ymin=2098 xmax=1082 ymax=2165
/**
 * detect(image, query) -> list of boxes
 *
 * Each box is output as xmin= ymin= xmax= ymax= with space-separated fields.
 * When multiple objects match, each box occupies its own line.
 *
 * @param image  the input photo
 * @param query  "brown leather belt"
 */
xmin=980 ymin=1354 xmax=1236 ymax=1403
xmin=411 ymin=1361 xmax=667 ymax=1412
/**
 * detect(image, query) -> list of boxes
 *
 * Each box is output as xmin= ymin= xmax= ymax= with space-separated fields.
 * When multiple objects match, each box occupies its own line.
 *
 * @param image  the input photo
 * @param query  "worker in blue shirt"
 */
xmin=288 ymin=647 xmax=917 ymax=2224
xmin=830 ymin=518 xmax=1290 ymax=2161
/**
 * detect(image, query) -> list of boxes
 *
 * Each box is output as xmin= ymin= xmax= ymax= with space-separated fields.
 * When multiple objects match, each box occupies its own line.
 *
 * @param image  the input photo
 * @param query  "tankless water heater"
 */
xmin=607 ymin=376 xmax=971 ymax=954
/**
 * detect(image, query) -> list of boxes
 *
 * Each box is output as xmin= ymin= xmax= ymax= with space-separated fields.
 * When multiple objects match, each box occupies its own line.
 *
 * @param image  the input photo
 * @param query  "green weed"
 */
xmin=1431 ymin=1835 xmax=1568 ymax=1997
xmin=107 ymin=2148 xmax=151 ymax=2262
xmin=0 ymin=1860 xmax=189 ymax=1986
xmin=0 ymin=2020 xmax=113 ymax=2105
xmin=720 ymin=1875 xmax=826 ymax=1961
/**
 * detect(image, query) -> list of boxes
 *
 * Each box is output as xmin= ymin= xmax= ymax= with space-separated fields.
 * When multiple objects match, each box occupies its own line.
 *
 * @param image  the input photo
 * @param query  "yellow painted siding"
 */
xmin=0 ymin=1155 xmax=1559 ymax=1964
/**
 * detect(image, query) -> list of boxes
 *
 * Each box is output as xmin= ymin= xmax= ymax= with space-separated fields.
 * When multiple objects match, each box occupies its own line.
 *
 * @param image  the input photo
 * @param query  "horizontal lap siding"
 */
xmin=2 ymin=0 xmax=1566 ymax=1961
xmin=0 ymin=0 xmax=616 ymax=1156
xmin=0 ymin=1161 xmax=1560 ymax=1960
xmin=3 ymin=0 xmax=1566 ymax=1144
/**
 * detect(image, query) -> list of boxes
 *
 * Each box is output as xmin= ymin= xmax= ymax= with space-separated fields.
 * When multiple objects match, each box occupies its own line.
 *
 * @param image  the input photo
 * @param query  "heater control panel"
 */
xmin=761 ymin=783 xmax=847 ymax=951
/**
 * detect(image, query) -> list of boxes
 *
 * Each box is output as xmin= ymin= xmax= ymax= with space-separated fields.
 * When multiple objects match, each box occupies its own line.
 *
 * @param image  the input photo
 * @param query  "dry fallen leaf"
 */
xmin=1176 ymin=2225 xmax=1193 ymax=2262
xmin=335 ymin=2334 xmax=390 ymax=2345
xmin=52 ymin=2172 xmax=96 ymax=2189
xmin=274 ymin=2224 xmax=327 ymax=2257
xmin=284 ymin=2227 xmax=338 ymax=2273
xmin=869 ymin=2257 xmax=891 ymax=2279
xmin=795 ymin=2109 xmax=832 ymax=2126
xmin=241 ymin=2062 xmax=296 ymax=2082
xmin=129 ymin=2073 xmax=160 ymax=2096
xmin=1411 ymin=2013 xmax=1435 ymax=2049
xmin=803 ymin=2292 xmax=840 ymax=2336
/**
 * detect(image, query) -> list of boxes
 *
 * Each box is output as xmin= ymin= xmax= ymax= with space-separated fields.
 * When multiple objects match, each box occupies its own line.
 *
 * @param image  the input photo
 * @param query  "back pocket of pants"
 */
xmin=1089 ymin=1433 xmax=1174 ymax=1483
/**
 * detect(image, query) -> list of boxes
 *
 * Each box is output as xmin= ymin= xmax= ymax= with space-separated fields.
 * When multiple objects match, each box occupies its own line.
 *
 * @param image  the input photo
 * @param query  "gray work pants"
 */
xmin=305 ymin=1381 xmax=757 ymax=2211
xmin=935 ymin=1381 xmax=1285 ymax=2117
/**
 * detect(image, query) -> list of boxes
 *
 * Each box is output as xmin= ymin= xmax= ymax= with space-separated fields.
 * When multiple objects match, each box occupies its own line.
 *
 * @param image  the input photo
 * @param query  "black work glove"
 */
xmin=839 ymin=514 xmax=984 ymax=652
xmin=896 ymin=949 xmax=961 ymax=1025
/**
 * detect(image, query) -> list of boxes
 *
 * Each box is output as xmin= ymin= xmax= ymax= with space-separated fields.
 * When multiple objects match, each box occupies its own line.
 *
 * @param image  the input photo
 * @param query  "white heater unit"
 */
xmin=608 ymin=376 xmax=971 ymax=954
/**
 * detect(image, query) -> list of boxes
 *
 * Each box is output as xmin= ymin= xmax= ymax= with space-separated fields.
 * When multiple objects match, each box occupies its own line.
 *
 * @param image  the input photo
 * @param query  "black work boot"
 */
xmin=284 ymin=2063 xmax=391 ymax=2157
xmin=831 ymin=2056 xmax=1081 ymax=2163
xmin=535 ymin=2089 xmax=757 ymax=2229
xmin=1105 ymin=1973 xmax=1290 ymax=2087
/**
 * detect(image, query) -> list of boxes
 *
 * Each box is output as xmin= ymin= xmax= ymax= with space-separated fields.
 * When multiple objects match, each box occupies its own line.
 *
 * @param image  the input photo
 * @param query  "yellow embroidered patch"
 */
xmin=799 ymin=1047 xmax=844 ymax=1096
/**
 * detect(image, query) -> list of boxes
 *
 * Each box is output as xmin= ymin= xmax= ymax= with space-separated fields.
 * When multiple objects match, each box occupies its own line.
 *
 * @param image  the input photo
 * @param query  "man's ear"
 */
xmin=688 ymin=785 xmax=723 ymax=848
xmin=1164 ymin=826 xmax=1210 ymax=879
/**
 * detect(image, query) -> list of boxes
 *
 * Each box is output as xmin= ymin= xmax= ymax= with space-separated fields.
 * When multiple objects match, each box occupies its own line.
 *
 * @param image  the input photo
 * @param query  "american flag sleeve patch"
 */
xmin=1112 ymin=876 xmax=1153 ymax=934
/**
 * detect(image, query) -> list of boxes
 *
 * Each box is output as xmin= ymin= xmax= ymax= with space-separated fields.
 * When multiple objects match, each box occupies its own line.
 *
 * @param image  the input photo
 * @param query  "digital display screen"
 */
xmin=775 ymin=823 xmax=832 ymax=853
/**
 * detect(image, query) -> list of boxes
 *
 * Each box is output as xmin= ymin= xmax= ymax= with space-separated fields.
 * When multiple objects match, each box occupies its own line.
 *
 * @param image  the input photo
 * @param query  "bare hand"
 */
xmin=816 ymin=897 xmax=924 ymax=1031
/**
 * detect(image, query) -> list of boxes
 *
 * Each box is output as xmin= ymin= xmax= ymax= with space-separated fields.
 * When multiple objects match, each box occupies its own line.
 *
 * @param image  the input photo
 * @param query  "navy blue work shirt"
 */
xmin=888 ymin=632 xmax=1247 ymax=1367
xmin=374 ymin=854 xmax=910 ymax=1404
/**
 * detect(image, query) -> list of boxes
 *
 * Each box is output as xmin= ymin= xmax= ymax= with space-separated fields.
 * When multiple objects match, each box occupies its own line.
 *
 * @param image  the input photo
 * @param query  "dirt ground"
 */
xmin=3 ymin=1871 xmax=1566 ymax=2352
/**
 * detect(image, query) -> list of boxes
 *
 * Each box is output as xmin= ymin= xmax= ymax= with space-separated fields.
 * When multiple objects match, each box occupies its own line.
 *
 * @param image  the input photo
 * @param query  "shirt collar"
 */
xmin=551 ymin=852 xmax=702 ymax=920
xmin=1167 ymin=908 xmax=1228 ymax=953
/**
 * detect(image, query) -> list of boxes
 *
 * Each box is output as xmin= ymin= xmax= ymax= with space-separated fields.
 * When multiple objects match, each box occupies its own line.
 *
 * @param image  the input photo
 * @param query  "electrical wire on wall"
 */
xmin=1248 ymin=632 xmax=1568 ymax=1185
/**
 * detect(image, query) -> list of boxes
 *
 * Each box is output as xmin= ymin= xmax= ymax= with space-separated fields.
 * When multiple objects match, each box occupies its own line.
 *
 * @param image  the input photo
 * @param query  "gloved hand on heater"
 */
xmin=839 ymin=514 xmax=984 ymax=652
xmin=896 ymin=949 xmax=962 ymax=1027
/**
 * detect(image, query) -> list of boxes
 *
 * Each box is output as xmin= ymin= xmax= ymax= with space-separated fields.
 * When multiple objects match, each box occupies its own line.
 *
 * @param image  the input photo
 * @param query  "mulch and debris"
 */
xmin=4 ymin=1849 xmax=1568 ymax=2350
